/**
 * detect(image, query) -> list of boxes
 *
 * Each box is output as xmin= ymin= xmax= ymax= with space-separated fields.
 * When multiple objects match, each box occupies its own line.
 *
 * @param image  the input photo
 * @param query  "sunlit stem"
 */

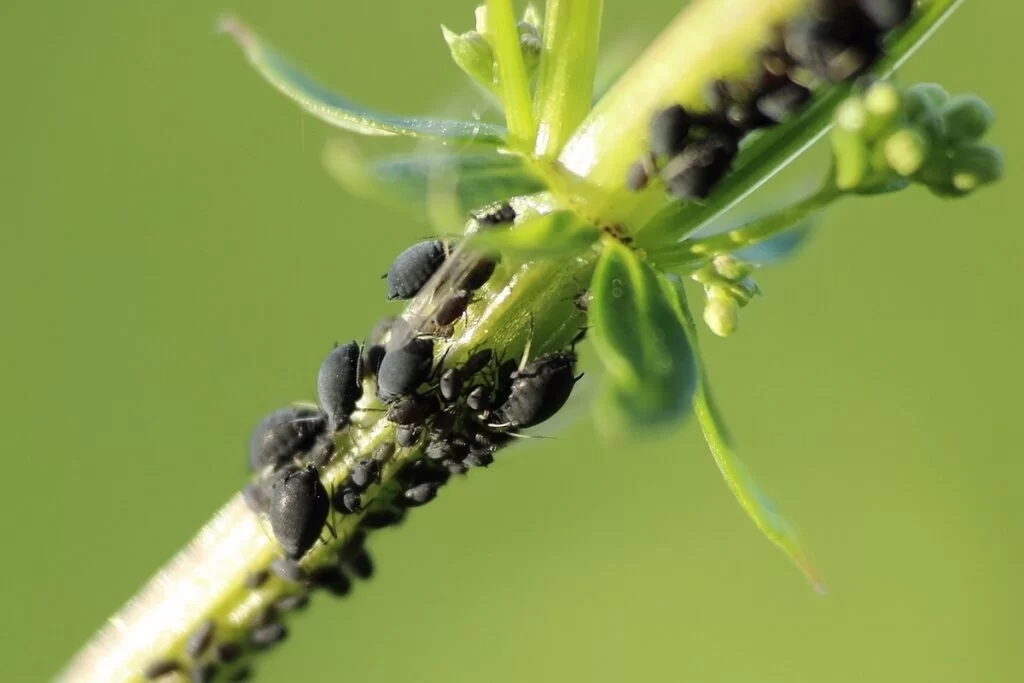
xmin=533 ymin=0 xmax=604 ymax=160
xmin=487 ymin=0 xmax=537 ymax=148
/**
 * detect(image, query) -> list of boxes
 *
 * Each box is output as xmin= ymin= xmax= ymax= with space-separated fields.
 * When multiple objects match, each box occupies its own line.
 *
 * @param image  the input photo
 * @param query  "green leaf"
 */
xmin=322 ymin=141 xmax=544 ymax=220
xmin=662 ymin=276 xmax=826 ymax=593
xmin=485 ymin=0 xmax=536 ymax=147
xmin=589 ymin=242 xmax=696 ymax=427
xmin=466 ymin=209 xmax=600 ymax=261
xmin=220 ymin=16 xmax=506 ymax=144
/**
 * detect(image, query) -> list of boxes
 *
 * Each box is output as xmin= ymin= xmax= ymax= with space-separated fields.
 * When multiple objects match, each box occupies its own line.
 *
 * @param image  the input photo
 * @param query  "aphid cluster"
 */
xmin=627 ymin=0 xmax=915 ymax=199
xmin=182 ymin=202 xmax=586 ymax=681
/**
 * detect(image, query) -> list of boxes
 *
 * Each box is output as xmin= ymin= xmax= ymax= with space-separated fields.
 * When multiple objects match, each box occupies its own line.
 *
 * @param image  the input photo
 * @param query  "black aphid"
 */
xmin=401 ymin=482 xmax=439 ymax=507
xmin=185 ymin=619 xmax=216 ymax=660
xmin=495 ymin=351 xmax=581 ymax=429
xmin=625 ymin=159 xmax=652 ymax=192
xmin=270 ymin=557 xmax=305 ymax=584
xmin=250 ymin=623 xmax=287 ymax=649
xmin=472 ymin=201 xmax=516 ymax=226
xmin=395 ymin=424 xmax=422 ymax=448
xmin=755 ymin=82 xmax=812 ymax=124
xmin=361 ymin=343 xmax=386 ymax=378
xmin=444 ymin=459 xmax=470 ymax=475
xmin=462 ymin=348 xmax=495 ymax=377
xmin=661 ymin=132 xmax=739 ymax=200
xmin=269 ymin=465 xmax=331 ymax=559
xmin=376 ymin=338 xmax=435 ymax=403
xmin=143 ymin=658 xmax=181 ymax=680
xmin=785 ymin=10 xmax=882 ymax=83
xmin=343 ymin=548 xmax=375 ymax=580
xmin=649 ymin=104 xmax=693 ymax=158
xmin=385 ymin=240 xmax=450 ymax=300
xmin=859 ymin=0 xmax=913 ymax=32
xmin=317 ymin=341 xmax=363 ymax=431
xmin=464 ymin=450 xmax=495 ymax=468
xmin=424 ymin=439 xmax=454 ymax=461
xmin=274 ymin=591 xmax=310 ymax=613
xmin=310 ymin=566 xmax=351 ymax=596
xmin=466 ymin=385 xmax=491 ymax=412
xmin=247 ymin=407 xmax=327 ymax=472
xmin=433 ymin=289 xmax=473 ymax=327
xmin=349 ymin=458 xmax=382 ymax=491
xmin=459 ymin=258 xmax=498 ymax=292
xmin=439 ymin=368 xmax=463 ymax=403
xmin=386 ymin=393 xmax=439 ymax=425
xmin=213 ymin=642 xmax=242 ymax=665
xmin=361 ymin=508 xmax=407 ymax=529
xmin=244 ymin=569 xmax=269 ymax=590
xmin=191 ymin=662 xmax=218 ymax=683
xmin=333 ymin=487 xmax=363 ymax=514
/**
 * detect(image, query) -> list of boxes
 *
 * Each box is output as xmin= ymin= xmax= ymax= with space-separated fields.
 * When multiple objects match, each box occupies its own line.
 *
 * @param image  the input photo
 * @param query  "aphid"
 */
xmin=649 ymin=104 xmax=692 ymax=158
xmin=250 ymin=623 xmax=287 ymax=649
xmin=361 ymin=508 xmax=407 ymax=529
xmin=269 ymin=465 xmax=331 ymax=559
xmin=317 ymin=341 xmax=363 ymax=430
xmin=361 ymin=343 xmax=386 ymax=378
xmin=661 ymin=131 xmax=739 ymax=200
xmin=398 ymin=459 xmax=450 ymax=487
xmin=270 ymin=557 xmax=305 ymax=584
xmin=858 ymin=0 xmax=913 ymax=32
xmin=372 ymin=441 xmax=397 ymax=462
xmin=244 ymin=569 xmax=269 ymax=589
xmin=185 ymin=619 xmax=216 ymax=660
xmin=349 ymin=458 xmax=381 ymax=491
xmin=333 ymin=487 xmax=363 ymax=514
xmin=755 ymin=81 xmax=812 ymax=124
xmin=462 ymin=348 xmax=495 ymax=377
xmin=385 ymin=239 xmax=450 ymax=300
xmin=310 ymin=566 xmax=351 ymax=596
xmin=471 ymin=201 xmax=516 ymax=226
xmin=494 ymin=351 xmax=581 ymax=429
xmin=424 ymin=438 xmax=454 ymax=461
xmin=191 ymin=662 xmax=218 ymax=683
xmin=444 ymin=459 xmax=470 ymax=475
xmin=395 ymin=424 xmax=422 ymax=448
xmin=343 ymin=548 xmax=374 ymax=580
xmin=458 ymin=258 xmax=498 ymax=292
xmin=143 ymin=658 xmax=181 ymax=680
xmin=247 ymin=407 xmax=327 ymax=472
xmin=493 ymin=358 xmax=520 ymax=409
xmin=433 ymin=289 xmax=473 ymax=327
xmin=464 ymin=450 xmax=495 ymax=468
xmin=376 ymin=338 xmax=435 ymax=403
xmin=438 ymin=368 xmax=463 ymax=403
xmin=429 ymin=409 xmax=456 ymax=438
xmin=572 ymin=289 xmax=592 ymax=313
xmin=274 ymin=591 xmax=310 ymax=613
xmin=785 ymin=10 xmax=882 ymax=83
xmin=213 ymin=642 xmax=242 ymax=665
xmin=386 ymin=393 xmax=439 ymax=425
xmin=466 ymin=385 xmax=490 ymax=412
xmin=401 ymin=482 xmax=439 ymax=507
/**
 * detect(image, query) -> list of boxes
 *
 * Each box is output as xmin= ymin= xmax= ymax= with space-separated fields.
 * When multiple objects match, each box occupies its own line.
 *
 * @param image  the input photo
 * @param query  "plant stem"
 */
xmin=533 ymin=0 xmax=604 ymax=160
xmin=487 ymin=0 xmax=537 ymax=148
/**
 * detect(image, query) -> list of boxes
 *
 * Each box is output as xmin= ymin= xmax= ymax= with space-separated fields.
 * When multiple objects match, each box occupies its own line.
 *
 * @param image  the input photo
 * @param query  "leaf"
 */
xmin=661 ymin=275 xmax=826 ymax=593
xmin=466 ymin=210 xmax=601 ymax=261
xmin=219 ymin=16 xmax=507 ymax=145
xmin=322 ymin=141 xmax=544 ymax=220
xmin=589 ymin=242 xmax=696 ymax=428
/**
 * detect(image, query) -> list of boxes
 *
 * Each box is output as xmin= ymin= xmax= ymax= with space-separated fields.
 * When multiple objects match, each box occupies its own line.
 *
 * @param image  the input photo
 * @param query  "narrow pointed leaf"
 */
xmin=662 ymin=276 xmax=826 ymax=593
xmin=220 ymin=16 xmax=506 ymax=144
xmin=589 ymin=242 xmax=696 ymax=427
xmin=323 ymin=141 xmax=544 ymax=219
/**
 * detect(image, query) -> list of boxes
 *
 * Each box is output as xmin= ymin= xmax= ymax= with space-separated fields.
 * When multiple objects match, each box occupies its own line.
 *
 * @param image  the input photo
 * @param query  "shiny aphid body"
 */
xmin=375 ymin=337 xmax=435 ymax=404
xmin=385 ymin=239 xmax=450 ymax=300
xmin=495 ymin=351 xmax=581 ymax=429
xmin=247 ymin=407 xmax=327 ymax=472
xmin=316 ymin=341 xmax=362 ymax=431
xmin=269 ymin=465 xmax=331 ymax=559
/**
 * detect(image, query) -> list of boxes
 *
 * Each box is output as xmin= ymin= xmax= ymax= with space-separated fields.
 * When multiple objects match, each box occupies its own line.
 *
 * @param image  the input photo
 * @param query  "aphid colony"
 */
xmin=627 ymin=0 xmax=915 ymax=199
xmin=147 ymin=203 xmax=584 ymax=680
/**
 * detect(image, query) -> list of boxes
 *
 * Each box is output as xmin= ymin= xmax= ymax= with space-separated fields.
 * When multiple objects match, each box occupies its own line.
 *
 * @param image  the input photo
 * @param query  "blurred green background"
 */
xmin=2 ymin=1 xmax=1020 ymax=681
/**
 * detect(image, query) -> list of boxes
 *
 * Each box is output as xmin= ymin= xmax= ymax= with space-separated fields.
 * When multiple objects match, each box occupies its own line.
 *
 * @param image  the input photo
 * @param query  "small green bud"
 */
xmin=712 ymin=254 xmax=748 ymax=281
xmin=884 ymin=128 xmax=929 ymax=177
xmin=904 ymin=83 xmax=949 ymax=120
xmin=831 ymin=125 xmax=870 ymax=191
xmin=939 ymin=94 xmax=995 ymax=143
xmin=835 ymin=97 xmax=869 ymax=134
xmin=442 ymin=26 xmax=495 ymax=90
xmin=704 ymin=291 xmax=739 ymax=338
xmin=950 ymin=143 xmax=1004 ymax=191
xmin=863 ymin=80 xmax=902 ymax=137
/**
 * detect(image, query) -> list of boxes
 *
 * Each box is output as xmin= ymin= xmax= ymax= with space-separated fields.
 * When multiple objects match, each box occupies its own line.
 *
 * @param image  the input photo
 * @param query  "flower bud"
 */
xmin=949 ymin=143 xmax=1004 ymax=192
xmin=939 ymin=94 xmax=995 ymax=144
xmin=712 ymin=254 xmax=747 ymax=281
xmin=883 ymin=128 xmax=929 ymax=177
xmin=518 ymin=21 xmax=542 ymax=73
xmin=442 ymin=26 xmax=495 ymax=89
xmin=831 ymin=124 xmax=870 ymax=191
xmin=862 ymin=80 xmax=901 ymax=137
xmin=903 ymin=82 xmax=949 ymax=121
xmin=704 ymin=290 xmax=739 ymax=337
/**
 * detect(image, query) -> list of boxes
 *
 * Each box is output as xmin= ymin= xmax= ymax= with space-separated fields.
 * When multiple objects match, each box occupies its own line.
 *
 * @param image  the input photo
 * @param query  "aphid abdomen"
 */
xmin=385 ymin=240 xmax=449 ymax=300
xmin=316 ymin=341 xmax=362 ymax=430
xmin=269 ymin=465 xmax=330 ymax=559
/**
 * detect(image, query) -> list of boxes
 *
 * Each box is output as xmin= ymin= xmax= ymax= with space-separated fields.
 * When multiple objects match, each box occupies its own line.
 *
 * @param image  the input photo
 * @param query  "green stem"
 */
xmin=487 ymin=0 xmax=537 ymax=148
xmin=533 ymin=0 xmax=604 ymax=160
xmin=648 ymin=184 xmax=841 ymax=271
